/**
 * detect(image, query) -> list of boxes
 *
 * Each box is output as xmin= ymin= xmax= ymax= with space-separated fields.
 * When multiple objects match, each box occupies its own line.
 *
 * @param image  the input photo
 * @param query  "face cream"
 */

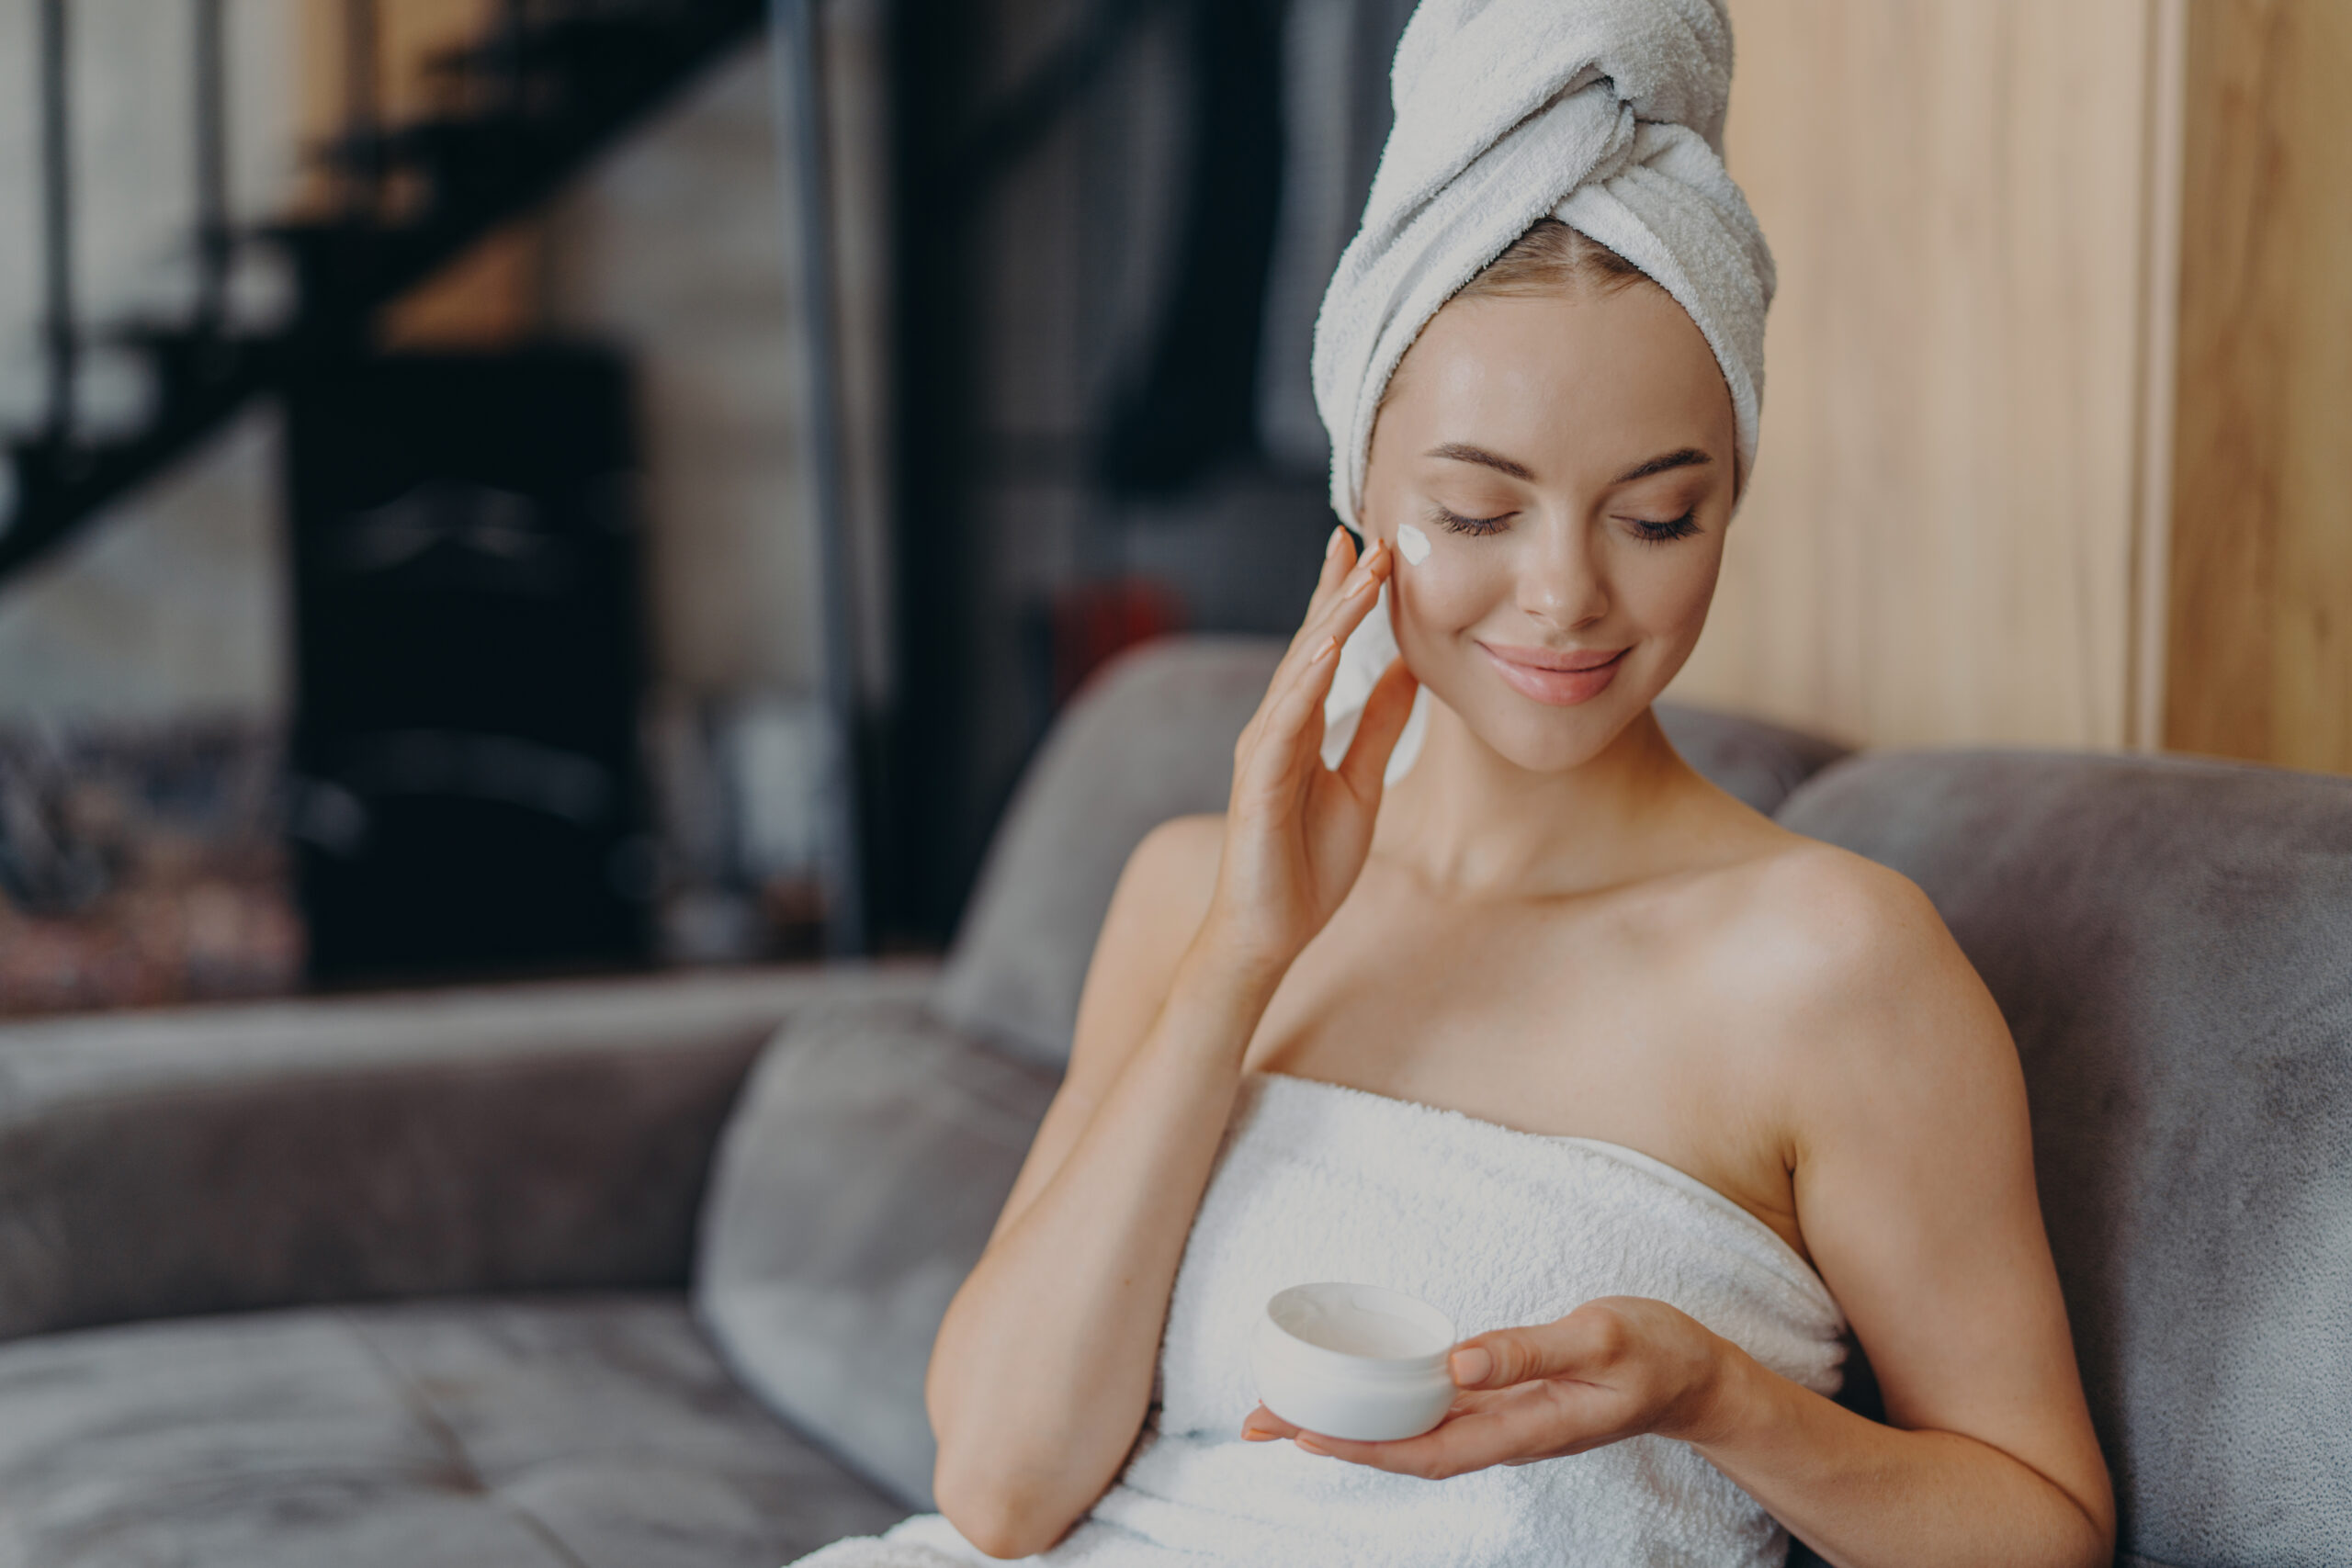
xmin=1396 ymin=522 xmax=1432 ymax=566
xmin=1250 ymin=1282 xmax=1457 ymax=1441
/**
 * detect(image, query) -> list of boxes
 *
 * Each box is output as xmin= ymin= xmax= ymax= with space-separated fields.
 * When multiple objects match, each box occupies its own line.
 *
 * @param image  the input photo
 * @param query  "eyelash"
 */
xmin=1430 ymin=504 xmax=1510 ymax=536
xmin=1427 ymin=505 xmax=1703 ymax=543
xmin=1630 ymin=510 xmax=1701 ymax=544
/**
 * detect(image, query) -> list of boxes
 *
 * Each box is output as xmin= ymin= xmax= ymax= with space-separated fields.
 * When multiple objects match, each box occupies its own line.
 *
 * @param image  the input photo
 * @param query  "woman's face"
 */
xmin=1361 ymin=281 xmax=1736 ymax=774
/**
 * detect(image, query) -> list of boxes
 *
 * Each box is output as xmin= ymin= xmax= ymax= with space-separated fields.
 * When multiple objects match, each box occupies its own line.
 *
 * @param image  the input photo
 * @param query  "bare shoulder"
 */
xmin=1710 ymin=839 xmax=2031 ymax=1224
xmin=1737 ymin=834 xmax=1961 ymax=985
xmin=1115 ymin=813 xmax=1226 ymax=946
xmin=1065 ymin=814 xmax=1227 ymax=1079
xmin=1709 ymin=834 xmax=2015 ymax=1107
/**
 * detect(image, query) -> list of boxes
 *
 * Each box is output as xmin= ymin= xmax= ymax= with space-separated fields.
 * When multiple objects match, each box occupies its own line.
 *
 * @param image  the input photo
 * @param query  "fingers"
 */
xmin=1286 ymin=536 xmax=1388 ymax=686
xmin=1250 ymin=1310 xmax=1664 ymax=1482
xmin=1239 ymin=1404 xmax=1299 ymax=1442
xmin=1243 ymin=632 xmax=1341 ymax=792
xmin=1240 ymin=529 xmax=1360 ymax=761
xmin=1238 ymin=540 xmax=1394 ymax=785
xmin=1286 ymin=527 xmax=1358 ymax=658
xmin=1311 ymin=526 xmax=1357 ymax=613
xmin=1285 ymin=534 xmax=1387 ymax=672
xmin=1283 ymin=1383 xmax=1589 ymax=1481
xmin=1451 ymin=1304 xmax=1627 ymax=1391
xmin=1335 ymin=652 xmax=1420 ymax=798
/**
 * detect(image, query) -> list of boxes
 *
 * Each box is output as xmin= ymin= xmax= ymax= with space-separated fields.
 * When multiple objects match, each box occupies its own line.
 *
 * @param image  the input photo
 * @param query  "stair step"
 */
xmin=424 ymin=14 xmax=676 ymax=86
xmin=7 ymin=436 xmax=96 ymax=504
xmin=313 ymin=114 xmax=533 ymax=179
xmin=111 ymin=324 xmax=265 ymax=404
xmin=3 ymin=0 xmax=767 ymax=584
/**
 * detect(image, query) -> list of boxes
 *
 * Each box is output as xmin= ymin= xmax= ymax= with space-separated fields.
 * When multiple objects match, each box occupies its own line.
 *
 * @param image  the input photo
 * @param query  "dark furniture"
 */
xmin=287 ymin=347 xmax=652 ymax=980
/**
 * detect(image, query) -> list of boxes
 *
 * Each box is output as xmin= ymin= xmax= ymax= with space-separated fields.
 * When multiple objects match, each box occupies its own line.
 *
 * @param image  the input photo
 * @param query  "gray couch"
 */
xmin=1 ymin=636 xmax=2343 ymax=1567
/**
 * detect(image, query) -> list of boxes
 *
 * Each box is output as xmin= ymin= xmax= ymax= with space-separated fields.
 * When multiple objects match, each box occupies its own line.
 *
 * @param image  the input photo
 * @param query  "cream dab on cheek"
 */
xmin=1396 ymin=522 xmax=1432 ymax=566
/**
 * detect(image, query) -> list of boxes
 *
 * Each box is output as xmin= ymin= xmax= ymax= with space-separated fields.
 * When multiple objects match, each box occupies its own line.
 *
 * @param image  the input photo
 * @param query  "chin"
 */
xmin=1449 ymin=687 xmax=1646 ymax=774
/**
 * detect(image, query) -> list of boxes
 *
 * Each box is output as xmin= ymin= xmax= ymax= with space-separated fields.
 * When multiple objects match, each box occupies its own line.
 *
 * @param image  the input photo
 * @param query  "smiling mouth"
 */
xmin=1476 ymin=643 xmax=1629 ymax=706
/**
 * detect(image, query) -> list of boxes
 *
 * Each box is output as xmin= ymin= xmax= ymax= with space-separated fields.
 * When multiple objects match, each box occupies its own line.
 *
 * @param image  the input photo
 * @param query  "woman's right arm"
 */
xmin=925 ymin=529 xmax=1416 ymax=1559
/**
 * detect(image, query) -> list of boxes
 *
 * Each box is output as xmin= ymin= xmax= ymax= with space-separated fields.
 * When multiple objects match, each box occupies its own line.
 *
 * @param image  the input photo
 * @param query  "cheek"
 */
xmin=1613 ymin=536 xmax=1725 ymax=637
xmin=1388 ymin=534 xmax=1506 ymax=642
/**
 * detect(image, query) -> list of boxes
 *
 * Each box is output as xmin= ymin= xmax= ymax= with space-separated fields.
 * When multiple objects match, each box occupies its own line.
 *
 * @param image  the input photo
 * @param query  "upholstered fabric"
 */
xmin=0 ymin=964 xmax=936 ymax=1344
xmin=0 ymin=1294 xmax=905 ymax=1567
xmin=933 ymin=637 xmax=1284 ymax=1067
xmin=1781 ymin=750 xmax=2352 ymax=1568
xmin=696 ymin=999 xmax=1060 ymax=1508
xmin=29 ymin=644 xmax=2344 ymax=1567
xmin=935 ymin=635 xmax=1850 ymax=1068
xmin=1656 ymin=702 xmax=1849 ymax=817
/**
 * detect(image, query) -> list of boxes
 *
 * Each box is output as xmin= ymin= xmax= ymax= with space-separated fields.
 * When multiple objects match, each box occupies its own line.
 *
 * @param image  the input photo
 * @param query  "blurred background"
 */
xmin=0 ymin=0 xmax=2343 ymax=1015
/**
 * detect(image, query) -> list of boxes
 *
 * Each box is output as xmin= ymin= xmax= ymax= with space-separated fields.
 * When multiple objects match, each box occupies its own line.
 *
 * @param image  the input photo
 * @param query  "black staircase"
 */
xmin=0 ymin=0 xmax=764 ymax=587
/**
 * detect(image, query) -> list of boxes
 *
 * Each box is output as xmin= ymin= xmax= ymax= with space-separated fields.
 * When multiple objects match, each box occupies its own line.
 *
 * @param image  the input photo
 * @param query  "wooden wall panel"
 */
xmin=295 ymin=0 xmax=542 ymax=345
xmin=1669 ymin=1 xmax=2159 ymax=752
xmin=2165 ymin=0 xmax=2352 ymax=773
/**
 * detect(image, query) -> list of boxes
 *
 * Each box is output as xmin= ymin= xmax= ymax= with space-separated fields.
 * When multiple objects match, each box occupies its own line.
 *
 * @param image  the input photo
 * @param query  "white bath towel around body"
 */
xmin=795 ymin=1074 xmax=1846 ymax=1568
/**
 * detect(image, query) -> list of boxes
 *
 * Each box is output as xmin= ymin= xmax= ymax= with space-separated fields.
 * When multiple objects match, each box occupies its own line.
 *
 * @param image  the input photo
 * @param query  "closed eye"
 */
xmin=1623 ymin=510 xmax=1700 ymax=543
xmin=1430 ymin=503 xmax=1513 ymax=536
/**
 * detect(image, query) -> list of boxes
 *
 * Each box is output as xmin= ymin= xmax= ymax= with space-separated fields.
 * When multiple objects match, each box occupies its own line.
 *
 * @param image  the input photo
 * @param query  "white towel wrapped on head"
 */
xmin=1313 ymin=0 xmax=1773 ymax=524
xmin=1315 ymin=0 xmax=1774 ymax=779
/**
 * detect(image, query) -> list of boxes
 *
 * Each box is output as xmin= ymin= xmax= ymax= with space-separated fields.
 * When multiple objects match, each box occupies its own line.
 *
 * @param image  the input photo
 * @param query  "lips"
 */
xmin=1476 ymin=642 xmax=1629 ymax=706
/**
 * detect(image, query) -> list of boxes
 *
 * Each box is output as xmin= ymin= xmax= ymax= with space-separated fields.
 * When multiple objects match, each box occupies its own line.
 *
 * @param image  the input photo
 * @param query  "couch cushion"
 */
xmin=0 ymin=964 xmax=936 ymax=1345
xmin=1655 ymin=703 xmax=1849 ymax=817
xmin=695 ymin=999 xmax=1059 ymax=1508
xmin=1779 ymin=750 xmax=2352 ymax=1568
xmin=933 ymin=637 xmax=1283 ymax=1067
xmin=936 ymin=634 xmax=1849 ymax=1067
xmin=0 ymin=1293 xmax=904 ymax=1567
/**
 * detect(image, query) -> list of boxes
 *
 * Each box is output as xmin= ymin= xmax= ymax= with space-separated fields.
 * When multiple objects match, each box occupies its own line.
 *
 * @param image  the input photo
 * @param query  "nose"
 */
xmin=1515 ymin=515 xmax=1610 ymax=632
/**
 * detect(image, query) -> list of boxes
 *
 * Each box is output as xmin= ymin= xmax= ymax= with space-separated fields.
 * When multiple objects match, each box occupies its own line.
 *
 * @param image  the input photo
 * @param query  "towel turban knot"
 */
xmin=1310 ymin=0 xmax=1774 ymax=526
xmin=1311 ymin=0 xmax=1772 ymax=780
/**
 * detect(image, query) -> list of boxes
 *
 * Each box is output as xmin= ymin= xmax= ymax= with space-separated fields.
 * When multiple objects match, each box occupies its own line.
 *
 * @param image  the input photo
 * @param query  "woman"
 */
xmin=804 ymin=3 xmax=2113 ymax=1563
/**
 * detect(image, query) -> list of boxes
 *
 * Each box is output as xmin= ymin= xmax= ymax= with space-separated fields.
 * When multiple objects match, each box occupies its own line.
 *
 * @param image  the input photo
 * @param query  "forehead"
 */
xmin=1375 ymin=286 xmax=1733 ymax=482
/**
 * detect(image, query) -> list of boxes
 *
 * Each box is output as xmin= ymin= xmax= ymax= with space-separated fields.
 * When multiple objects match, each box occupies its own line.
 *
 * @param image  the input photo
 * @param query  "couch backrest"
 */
xmin=1653 ymin=703 xmax=1851 ymax=816
xmin=933 ymin=635 xmax=1852 ymax=1066
xmin=932 ymin=637 xmax=1283 ymax=1066
xmin=1779 ymin=751 xmax=2352 ymax=1568
xmin=0 ymin=965 xmax=936 ymax=1344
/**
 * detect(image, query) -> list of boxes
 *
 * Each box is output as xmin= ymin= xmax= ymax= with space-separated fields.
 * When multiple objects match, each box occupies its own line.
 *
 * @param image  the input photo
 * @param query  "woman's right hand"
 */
xmin=1201 ymin=527 xmax=1420 ymax=977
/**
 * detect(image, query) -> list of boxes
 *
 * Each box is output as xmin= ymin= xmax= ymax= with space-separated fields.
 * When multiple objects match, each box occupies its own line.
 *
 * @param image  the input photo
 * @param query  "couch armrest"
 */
xmin=0 ymin=962 xmax=937 ymax=1344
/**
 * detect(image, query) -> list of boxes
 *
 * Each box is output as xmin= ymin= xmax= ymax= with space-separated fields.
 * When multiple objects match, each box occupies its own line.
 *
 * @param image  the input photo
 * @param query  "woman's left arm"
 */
xmin=1245 ymin=861 xmax=2117 ymax=1568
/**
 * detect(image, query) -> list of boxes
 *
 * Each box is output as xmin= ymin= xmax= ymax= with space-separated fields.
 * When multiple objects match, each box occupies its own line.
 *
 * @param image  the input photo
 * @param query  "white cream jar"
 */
xmin=1250 ymin=1282 xmax=1458 ymax=1441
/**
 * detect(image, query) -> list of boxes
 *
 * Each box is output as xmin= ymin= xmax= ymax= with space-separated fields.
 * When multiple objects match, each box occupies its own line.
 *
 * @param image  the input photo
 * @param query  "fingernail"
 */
xmin=1242 ymin=1425 xmax=1275 ymax=1442
xmin=1309 ymin=635 xmax=1340 ymax=663
xmin=1295 ymin=1435 xmax=1330 ymax=1456
xmin=1325 ymin=526 xmax=1344 ymax=560
xmin=1451 ymin=1347 xmax=1493 ymax=1386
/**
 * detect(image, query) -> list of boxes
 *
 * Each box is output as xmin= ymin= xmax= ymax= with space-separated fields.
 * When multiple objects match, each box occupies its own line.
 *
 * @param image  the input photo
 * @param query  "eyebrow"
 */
xmin=1614 ymin=447 xmax=1713 ymax=484
xmin=1426 ymin=442 xmax=1534 ymax=480
xmin=1425 ymin=443 xmax=1713 ymax=486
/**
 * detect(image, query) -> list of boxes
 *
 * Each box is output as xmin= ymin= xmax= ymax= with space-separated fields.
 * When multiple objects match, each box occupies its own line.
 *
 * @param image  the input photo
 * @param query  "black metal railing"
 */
xmin=0 ymin=0 xmax=766 ymax=585
xmin=38 ymin=0 xmax=75 ymax=447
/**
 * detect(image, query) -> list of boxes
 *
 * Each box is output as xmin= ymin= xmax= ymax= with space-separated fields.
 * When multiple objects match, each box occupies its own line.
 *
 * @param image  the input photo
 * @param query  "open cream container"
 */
xmin=1250 ymin=1282 xmax=1457 ymax=1441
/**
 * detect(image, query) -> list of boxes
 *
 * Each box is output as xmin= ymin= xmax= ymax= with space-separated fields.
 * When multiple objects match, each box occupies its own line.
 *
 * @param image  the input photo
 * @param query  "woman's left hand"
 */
xmin=1240 ymin=1297 xmax=1743 ymax=1480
